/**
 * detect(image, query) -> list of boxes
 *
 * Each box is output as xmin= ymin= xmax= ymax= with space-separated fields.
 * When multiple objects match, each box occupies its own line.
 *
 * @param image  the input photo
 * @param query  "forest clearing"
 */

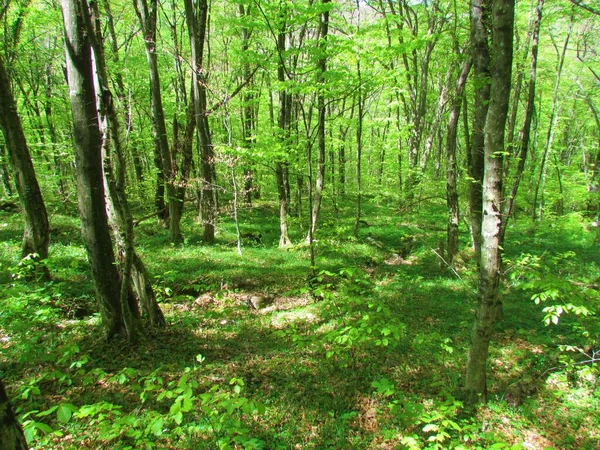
xmin=0 ymin=0 xmax=599 ymax=448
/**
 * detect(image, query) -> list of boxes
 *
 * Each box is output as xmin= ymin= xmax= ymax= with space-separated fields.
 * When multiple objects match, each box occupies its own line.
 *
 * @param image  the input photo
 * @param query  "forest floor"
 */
xmin=0 ymin=195 xmax=599 ymax=449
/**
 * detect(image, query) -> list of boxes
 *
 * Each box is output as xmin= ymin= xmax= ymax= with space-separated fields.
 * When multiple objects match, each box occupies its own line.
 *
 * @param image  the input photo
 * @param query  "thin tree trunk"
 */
xmin=500 ymin=0 xmax=543 ymax=242
xmin=239 ymin=4 xmax=256 ymax=207
xmin=0 ymin=145 xmax=13 ymax=197
xmin=353 ymin=62 xmax=364 ymax=238
xmin=468 ymin=0 xmax=491 ymax=263
xmin=532 ymin=11 xmax=572 ymax=221
xmin=276 ymin=8 xmax=291 ymax=248
xmin=446 ymin=58 xmax=472 ymax=265
xmin=0 ymin=53 xmax=50 ymax=264
xmin=308 ymin=0 xmax=330 ymax=239
xmin=184 ymin=0 xmax=216 ymax=243
xmin=465 ymin=0 xmax=515 ymax=404
xmin=133 ymin=0 xmax=176 ymax=234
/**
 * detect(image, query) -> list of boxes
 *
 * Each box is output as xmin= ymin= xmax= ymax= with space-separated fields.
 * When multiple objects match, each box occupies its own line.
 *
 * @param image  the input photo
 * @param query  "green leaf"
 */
xmin=57 ymin=403 xmax=78 ymax=423
xmin=36 ymin=405 xmax=58 ymax=418
xmin=422 ymin=423 xmax=439 ymax=433
xmin=150 ymin=417 xmax=164 ymax=436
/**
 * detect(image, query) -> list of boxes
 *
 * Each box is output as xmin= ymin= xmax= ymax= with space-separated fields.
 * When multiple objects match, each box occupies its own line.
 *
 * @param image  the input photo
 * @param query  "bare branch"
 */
xmin=569 ymin=0 xmax=600 ymax=16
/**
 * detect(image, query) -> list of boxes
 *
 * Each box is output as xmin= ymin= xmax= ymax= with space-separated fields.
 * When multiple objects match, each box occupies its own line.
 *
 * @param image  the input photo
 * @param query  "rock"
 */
xmin=246 ymin=295 xmax=274 ymax=310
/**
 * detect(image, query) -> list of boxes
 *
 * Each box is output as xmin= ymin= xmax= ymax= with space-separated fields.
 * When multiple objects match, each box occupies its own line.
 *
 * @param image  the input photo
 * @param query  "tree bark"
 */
xmin=0 ymin=379 xmax=27 ymax=450
xmin=465 ymin=0 xmax=515 ymax=404
xmin=276 ymin=7 xmax=292 ymax=248
xmin=468 ymin=0 xmax=491 ymax=263
xmin=308 ymin=0 xmax=331 ymax=239
xmin=133 ymin=0 xmax=177 ymax=235
xmin=501 ymin=0 xmax=544 ymax=243
xmin=61 ymin=0 xmax=126 ymax=338
xmin=184 ymin=0 xmax=216 ymax=243
xmin=83 ymin=0 xmax=163 ymax=332
xmin=532 ymin=11 xmax=572 ymax=221
xmin=0 ymin=53 xmax=50 ymax=263
xmin=446 ymin=57 xmax=472 ymax=265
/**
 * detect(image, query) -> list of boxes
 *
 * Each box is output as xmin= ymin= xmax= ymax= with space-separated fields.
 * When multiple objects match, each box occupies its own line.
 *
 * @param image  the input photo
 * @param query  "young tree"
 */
xmin=275 ymin=3 xmax=292 ymax=248
xmin=445 ymin=56 xmax=472 ymax=265
xmin=468 ymin=0 xmax=491 ymax=263
xmin=133 ymin=0 xmax=177 ymax=237
xmin=465 ymin=0 xmax=515 ymax=403
xmin=308 ymin=0 xmax=331 ymax=239
xmin=0 ymin=53 xmax=50 ymax=263
xmin=0 ymin=379 xmax=27 ymax=450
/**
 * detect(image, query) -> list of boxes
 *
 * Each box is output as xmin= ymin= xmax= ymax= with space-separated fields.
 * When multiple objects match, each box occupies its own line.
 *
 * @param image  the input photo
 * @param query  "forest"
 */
xmin=0 ymin=0 xmax=599 ymax=448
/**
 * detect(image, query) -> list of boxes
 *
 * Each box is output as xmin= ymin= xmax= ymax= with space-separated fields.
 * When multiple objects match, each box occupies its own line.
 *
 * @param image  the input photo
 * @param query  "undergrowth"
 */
xmin=0 ymin=199 xmax=598 ymax=449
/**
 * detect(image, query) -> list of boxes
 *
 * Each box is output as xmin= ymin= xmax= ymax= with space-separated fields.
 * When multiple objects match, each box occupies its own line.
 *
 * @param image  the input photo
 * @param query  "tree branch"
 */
xmin=569 ymin=0 xmax=600 ymax=15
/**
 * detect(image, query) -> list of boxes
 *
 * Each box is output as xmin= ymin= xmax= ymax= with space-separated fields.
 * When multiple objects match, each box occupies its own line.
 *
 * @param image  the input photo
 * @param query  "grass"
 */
xmin=0 ymin=195 xmax=599 ymax=449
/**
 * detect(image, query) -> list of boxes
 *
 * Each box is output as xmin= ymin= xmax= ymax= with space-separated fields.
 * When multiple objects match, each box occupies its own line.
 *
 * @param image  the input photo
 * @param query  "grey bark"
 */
xmin=465 ymin=0 xmax=515 ymax=404
xmin=276 ymin=8 xmax=291 ymax=248
xmin=84 ymin=0 xmax=163 ymax=331
xmin=468 ymin=0 xmax=491 ymax=263
xmin=501 ymin=0 xmax=544 ymax=242
xmin=309 ymin=0 xmax=331 ymax=238
xmin=0 ymin=53 xmax=50 ymax=263
xmin=133 ymin=0 xmax=177 ymax=235
xmin=184 ymin=0 xmax=216 ymax=243
xmin=446 ymin=57 xmax=472 ymax=265
xmin=61 ymin=0 xmax=127 ymax=338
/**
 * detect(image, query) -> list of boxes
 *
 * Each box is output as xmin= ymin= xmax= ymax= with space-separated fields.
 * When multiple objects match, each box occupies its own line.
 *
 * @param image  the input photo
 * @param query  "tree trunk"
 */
xmin=0 ymin=145 xmax=13 ymax=197
xmin=308 ymin=0 xmax=331 ymax=239
xmin=239 ymin=4 xmax=256 ymax=207
xmin=532 ymin=12 xmax=572 ymax=221
xmin=133 ymin=0 xmax=176 ymax=235
xmin=276 ymin=9 xmax=292 ymax=248
xmin=61 ymin=0 xmax=127 ymax=338
xmin=184 ymin=0 xmax=216 ymax=244
xmin=501 ymin=0 xmax=543 ymax=243
xmin=84 ymin=0 xmax=162 ymax=333
xmin=353 ymin=62 xmax=364 ymax=238
xmin=0 ymin=379 xmax=27 ymax=450
xmin=468 ymin=0 xmax=491 ymax=263
xmin=465 ymin=0 xmax=515 ymax=404
xmin=446 ymin=57 xmax=472 ymax=265
xmin=0 ymin=53 xmax=50 ymax=263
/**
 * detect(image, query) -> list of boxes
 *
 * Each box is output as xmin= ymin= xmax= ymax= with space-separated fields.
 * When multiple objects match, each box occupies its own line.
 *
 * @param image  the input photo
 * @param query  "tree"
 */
xmin=468 ymin=0 xmax=491 ymax=263
xmin=275 ymin=2 xmax=292 ymax=248
xmin=445 ymin=56 xmax=472 ymax=265
xmin=308 ymin=0 xmax=331 ymax=239
xmin=0 ymin=379 xmax=27 ymax=450
xmin=82 ymin=0 xmax=165 ymax=329
xmin=0 ymin=52 xmax=49 ymax=264
xmin=184 ymin=0 xmax=216 ymax=244
xmin=61 ymin=0 xmax=139 ymax=338
xmin=133 ymin=0 xmax=178 ymax=238
xmin=465 ymin=0 xmax=515 ymax=403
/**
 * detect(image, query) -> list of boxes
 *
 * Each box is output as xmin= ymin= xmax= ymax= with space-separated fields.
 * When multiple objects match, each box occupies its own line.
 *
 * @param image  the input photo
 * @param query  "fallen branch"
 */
xmin=134 ymin=208 xmax=166 ymax=227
